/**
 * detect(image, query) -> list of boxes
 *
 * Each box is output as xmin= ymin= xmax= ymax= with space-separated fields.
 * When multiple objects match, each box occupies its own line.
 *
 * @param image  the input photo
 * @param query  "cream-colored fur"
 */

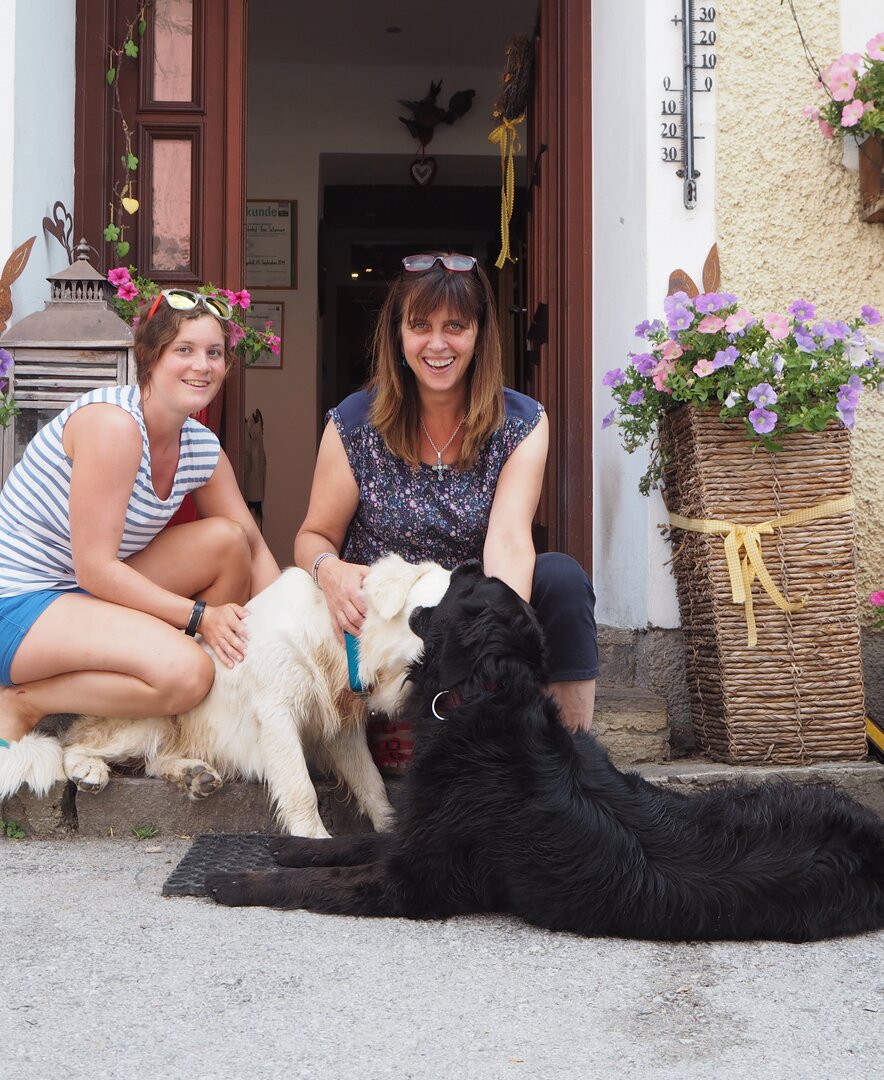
xmin=5 ymin=554 xmax=450 ymax=837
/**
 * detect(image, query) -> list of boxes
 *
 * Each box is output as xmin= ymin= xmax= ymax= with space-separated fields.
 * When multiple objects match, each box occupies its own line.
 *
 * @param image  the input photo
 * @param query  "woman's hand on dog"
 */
xmin=199 ymin=603 xmax=251 ymax=668
xmin=316 ymin=558 xmax=369 ymax=643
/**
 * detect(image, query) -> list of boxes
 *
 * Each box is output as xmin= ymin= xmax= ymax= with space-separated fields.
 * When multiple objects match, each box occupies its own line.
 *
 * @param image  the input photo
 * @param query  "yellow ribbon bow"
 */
xmin=488 ymin=114 xmax=524 ymax=269
xmin=668 ymin=495 xmax=855 ymax=647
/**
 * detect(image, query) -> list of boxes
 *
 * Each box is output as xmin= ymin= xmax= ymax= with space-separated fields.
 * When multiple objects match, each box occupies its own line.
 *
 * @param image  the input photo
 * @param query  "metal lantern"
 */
xmin=0 ymin=240 xmax=135 ymax=484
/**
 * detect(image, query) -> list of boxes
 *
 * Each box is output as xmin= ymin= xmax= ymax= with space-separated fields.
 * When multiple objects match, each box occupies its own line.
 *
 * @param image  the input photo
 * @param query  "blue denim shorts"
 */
xmin=0 ymin=589 xmax=76 ymax=685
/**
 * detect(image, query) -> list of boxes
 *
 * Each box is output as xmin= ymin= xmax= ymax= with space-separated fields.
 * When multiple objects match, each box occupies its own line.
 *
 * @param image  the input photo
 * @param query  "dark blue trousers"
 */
xmin=530 ymin=552 xmax=599 ymax=683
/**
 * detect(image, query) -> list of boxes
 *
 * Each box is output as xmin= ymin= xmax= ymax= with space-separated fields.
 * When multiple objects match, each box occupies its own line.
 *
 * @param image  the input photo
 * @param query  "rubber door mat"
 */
xmin=162 ymin=833 xmax=276 ymax=897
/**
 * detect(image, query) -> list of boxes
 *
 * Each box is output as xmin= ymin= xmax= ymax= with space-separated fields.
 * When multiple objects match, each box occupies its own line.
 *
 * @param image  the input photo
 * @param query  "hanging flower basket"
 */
xmin=859 ymin=133 xmax=884 ymax=223
xmin=659 ymin=406 xmax=866 ymax=765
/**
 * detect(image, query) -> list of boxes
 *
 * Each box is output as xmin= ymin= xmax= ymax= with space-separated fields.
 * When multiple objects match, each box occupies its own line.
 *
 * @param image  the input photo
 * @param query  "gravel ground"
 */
xmin=1 ymin=836 xmax=882 ymax=1080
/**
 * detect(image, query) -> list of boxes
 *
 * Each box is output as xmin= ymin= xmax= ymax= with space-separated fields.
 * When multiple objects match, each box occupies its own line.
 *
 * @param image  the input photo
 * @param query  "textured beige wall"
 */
xmin=716 ymin=1 xmax=884 ymax=618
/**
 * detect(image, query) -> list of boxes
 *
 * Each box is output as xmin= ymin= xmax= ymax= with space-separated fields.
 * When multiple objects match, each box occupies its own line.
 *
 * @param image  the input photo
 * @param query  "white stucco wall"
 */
xmin=1 ymin=0 xmax=76 ymax=324
xmin=594 ymin=0 xmax=884 ymax=631
xmin=246 ymin=60 xmax=517 ymax=564
xmin=716 ymin=0 xmax=884 ymax=619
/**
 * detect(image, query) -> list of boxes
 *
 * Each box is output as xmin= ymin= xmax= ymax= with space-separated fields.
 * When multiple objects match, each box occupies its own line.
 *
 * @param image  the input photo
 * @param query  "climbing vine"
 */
xmin=104 ymin=3 xmax=152 ymax=260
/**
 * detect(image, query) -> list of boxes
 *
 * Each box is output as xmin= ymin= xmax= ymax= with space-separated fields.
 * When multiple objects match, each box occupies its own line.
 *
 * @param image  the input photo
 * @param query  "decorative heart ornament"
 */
xmin=409 ymin=157 xmax=437 ymax=187
xmin=122 ymin=197 xmax=140 ymax=215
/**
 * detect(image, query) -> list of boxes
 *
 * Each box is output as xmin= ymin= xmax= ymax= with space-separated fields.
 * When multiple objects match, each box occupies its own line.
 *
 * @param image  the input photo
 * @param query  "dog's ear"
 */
xmin=364 ymin=553 xmax=429 ymax=621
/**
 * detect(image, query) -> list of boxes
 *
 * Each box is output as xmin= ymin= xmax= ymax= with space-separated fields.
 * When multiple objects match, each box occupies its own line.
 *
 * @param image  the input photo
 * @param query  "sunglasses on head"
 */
xmin=401 ymin=254 xmax=478 ymax=274
xmin=145 ymin=289 xmax=233 ymax=322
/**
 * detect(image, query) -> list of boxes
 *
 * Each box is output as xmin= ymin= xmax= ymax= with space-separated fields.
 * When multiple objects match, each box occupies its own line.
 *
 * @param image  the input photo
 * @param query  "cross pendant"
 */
xmin=431 ymin=454 xmax=448 ymax=480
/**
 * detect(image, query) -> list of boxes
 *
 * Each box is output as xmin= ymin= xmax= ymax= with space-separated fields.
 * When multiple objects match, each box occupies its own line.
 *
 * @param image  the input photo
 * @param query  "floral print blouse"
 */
xmin=328 ymin=388 xmax=544 ymax=569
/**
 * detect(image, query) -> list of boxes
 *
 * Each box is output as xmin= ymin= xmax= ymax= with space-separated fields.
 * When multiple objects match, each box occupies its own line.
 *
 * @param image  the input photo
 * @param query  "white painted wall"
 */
xmin=1 ymin=0 xmax=76 ymax=324
xmin=246 ymin=60 xmax=512 ymax=565
xmin=592 ymin=0 xmax=718 ymax=629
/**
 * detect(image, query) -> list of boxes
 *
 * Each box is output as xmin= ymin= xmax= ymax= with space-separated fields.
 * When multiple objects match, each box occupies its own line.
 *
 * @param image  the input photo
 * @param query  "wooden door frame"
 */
xmin=73 ymin=0 xmax=247 ymax=479
xmin=528 ymin=0 xmax=593 ymax=571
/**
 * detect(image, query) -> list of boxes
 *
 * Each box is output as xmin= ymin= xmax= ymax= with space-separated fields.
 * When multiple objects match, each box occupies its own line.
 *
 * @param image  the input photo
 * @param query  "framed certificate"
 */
xmin=245 ymin=199 xmax=297 ymax=288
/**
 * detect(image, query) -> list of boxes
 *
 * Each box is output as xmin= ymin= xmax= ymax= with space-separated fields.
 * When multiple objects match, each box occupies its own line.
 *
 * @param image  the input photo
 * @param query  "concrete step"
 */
xmin=4 ymin=758 xmax=884 ymax=841
xmin=593 ymin=685 xmax=670 ymax=765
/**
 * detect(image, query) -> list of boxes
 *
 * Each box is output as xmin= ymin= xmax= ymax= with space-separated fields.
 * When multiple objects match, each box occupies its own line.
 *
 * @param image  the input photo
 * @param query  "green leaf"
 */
xmin=126 ymin=153 xmax=139 ymax=171
xmin=138 ymin=19 xmax=147 ymax=36
xmin=103 ymin=223 xmax=121 ymax=242
xmin=116 ymin=240 xmax=131 ymax=258
xmin=106 ymin=67 xmax=116 ymax=85
xmin=124 ymin=39 xmax=139 ymax=58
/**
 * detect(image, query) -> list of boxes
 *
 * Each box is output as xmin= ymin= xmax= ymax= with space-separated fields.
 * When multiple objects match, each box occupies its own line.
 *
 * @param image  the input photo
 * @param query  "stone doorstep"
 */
xmin=593 ymin=685 xmax=670 ymax=765
xmin=4 ymin=758 xmax=884 ymax=841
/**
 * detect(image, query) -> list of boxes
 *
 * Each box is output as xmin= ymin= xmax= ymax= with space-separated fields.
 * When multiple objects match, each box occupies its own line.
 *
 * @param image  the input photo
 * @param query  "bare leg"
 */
xmin=0 ymin=517 xmax=251 ymax=744
xmin=550 ymin=678 xmax=596 ymax=733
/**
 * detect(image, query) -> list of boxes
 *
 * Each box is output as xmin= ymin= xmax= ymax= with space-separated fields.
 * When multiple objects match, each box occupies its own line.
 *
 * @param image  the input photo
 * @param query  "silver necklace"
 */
xmin=420 ymin=415 xmax=466 ymax=480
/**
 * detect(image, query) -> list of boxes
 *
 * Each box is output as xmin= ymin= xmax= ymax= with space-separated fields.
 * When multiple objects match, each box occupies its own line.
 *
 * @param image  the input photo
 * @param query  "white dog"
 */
xmin=1 ymin=554 xmax=450 ymax=837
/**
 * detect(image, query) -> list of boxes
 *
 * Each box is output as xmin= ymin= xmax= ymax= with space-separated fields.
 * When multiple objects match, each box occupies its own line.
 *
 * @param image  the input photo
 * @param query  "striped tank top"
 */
xmin=0 ymin=385 xmax=220 ymax=596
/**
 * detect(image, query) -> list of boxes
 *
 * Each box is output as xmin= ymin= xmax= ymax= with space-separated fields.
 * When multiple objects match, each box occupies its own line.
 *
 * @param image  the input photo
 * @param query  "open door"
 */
xmin=74 ymin=0 xmax=248 ymax=477
xmin=527 ymin=0 xmax=593 ymax=570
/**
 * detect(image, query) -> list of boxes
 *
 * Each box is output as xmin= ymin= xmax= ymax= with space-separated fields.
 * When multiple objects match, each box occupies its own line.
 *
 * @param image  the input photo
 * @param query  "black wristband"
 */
xmin=185 ymin=600 xmax=206 ymax=637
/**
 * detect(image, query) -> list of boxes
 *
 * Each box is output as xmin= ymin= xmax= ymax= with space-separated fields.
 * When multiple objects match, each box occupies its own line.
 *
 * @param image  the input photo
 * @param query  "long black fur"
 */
xmin=207 ymin=562 xmax=884 ymax=942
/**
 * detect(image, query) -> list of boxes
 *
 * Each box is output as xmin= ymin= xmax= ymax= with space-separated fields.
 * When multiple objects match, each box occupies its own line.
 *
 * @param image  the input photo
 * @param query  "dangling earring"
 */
xmin=400 ymin=355 xmax=408 ymax=368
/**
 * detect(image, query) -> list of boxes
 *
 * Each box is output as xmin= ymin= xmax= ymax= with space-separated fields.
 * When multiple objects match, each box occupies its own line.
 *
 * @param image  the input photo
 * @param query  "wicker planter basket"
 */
xmin=660 ymin=406 xmax=866 ymax=765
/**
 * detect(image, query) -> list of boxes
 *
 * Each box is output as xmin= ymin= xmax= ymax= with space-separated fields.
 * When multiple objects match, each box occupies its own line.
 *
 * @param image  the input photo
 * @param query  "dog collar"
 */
xmin=431 ymin=685 xmax=497 ymax=719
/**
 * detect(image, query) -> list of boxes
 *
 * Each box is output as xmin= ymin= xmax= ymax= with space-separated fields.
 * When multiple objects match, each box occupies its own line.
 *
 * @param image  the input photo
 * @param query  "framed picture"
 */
xmin=245 ymin=199 xmax=297 ymax=288
xmin=245 ymin=301 xmax=284 ymax=369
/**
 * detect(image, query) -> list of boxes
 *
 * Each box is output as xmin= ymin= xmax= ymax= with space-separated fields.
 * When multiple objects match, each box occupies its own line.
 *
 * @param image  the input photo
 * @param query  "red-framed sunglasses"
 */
xmin=145 ymin=289 xmax=233 ymax=322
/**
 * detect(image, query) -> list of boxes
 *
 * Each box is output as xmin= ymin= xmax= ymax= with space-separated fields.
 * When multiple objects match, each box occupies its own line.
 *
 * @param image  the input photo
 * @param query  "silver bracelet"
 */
xmin=311 ymin=551 xmax=339 ymax=588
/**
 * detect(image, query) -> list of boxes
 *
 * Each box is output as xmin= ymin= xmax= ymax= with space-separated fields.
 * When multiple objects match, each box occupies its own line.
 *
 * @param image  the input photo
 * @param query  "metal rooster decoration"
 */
xmin=399 ymin=80 xmax=475 ymax=187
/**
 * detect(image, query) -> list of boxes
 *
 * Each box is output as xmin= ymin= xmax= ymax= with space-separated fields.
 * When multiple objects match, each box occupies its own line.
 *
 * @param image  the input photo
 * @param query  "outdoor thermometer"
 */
xmin=661 ymin=1 xmax=717 ymax=208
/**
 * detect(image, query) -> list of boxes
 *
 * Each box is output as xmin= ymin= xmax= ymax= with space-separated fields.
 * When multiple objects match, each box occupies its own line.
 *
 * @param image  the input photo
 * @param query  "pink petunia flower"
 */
xmin=227 ymin=321 xmax=246 ymax=346
xmin=826 ymin=63 xmax=857 ymax=102
xmin=763 ymin=313 xmax=790 ymax=341
xmin=234 ymin=289 xmax=251 ymax=310
xmin=651 ymin=359 xmax=675 ymax=393
xmin=107 ymin=267 xmax=131 ymax=287
xmin=693 ymin=358 xmax=715 ymax=377
xmin=867 ymin=33 xmax=884 ymax=62
xmin=870 ymin=591 xmax=884 ymax=607
xmin=697 ymin=315 xmax=725 ymax=333
xmin=724 ymin=308 xmax=753 ymax=334
xmin=268 ymin=336 xmax=281 ymax=355
xmin=841 ymin=99 xmax=865 ymax=127
xmin=116 ymin=281 xmax=139 ymax=301
xmin=660 ymin=339 xmax=683 ymax=361
xmin=802 ymin=105 xmax=820 ymax=121
xmin=819 ymin=119 xmax=835 ymax=140
xmin=837 ymin=52 xmax=864 ymax=75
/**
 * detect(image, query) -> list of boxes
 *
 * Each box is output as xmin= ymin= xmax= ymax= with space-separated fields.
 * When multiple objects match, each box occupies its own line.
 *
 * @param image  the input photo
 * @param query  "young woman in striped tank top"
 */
xmin=0 ymin=291 xmax=279 ymax=786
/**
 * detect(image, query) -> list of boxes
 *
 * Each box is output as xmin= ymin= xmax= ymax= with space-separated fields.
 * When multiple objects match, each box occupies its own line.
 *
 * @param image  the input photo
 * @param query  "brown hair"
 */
xmin=368 ymin=255 xmax=505 ymax=469
xmin=132 ymin=297 xmax=236 ymax=390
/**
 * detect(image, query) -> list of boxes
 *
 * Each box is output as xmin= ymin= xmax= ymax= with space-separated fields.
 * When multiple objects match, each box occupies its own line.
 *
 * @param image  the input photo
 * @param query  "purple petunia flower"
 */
xmin=861 ymin=305 xmax=882 ymax=326
xmin=724 ymin=389 xmax=741 ymax=408
xmin=0 ymin=347 xmax=12 ymax=377
xmin=666 ymin=305 xmax=694 ymax=333
xmin=712 ymin=345 xmax=739 ymax=369
xmin=601 ymin=409 xmax=616 ymax=430
xmin=602 ymin=368 xmax=626 ymax=387
xmin=749 ymin=407 xmax=777 ymax=434
xmin=632 ymin=353 xmax=656 ymax=376
xmin=627 ymin=389 xmax=645 ymax=406
xmin=694 ymin=292 xmax=725 ymax=314
xmin=789 ymin=299 xmax=816 ymax=322
xmin=794 ymin=327 xmax=817 ymax=352
xmin=773 ymin=353 xmax=785 ymax=375
xmin=634 ymin=320 xmax=652 ymax=338
xmin=748 ymin=382 xmax=778 ymax=407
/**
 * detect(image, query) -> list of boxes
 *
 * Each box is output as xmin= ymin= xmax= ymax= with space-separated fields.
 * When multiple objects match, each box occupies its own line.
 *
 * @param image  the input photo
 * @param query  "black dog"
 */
xmin=207 ymin=562 xmax=884 ymax=942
